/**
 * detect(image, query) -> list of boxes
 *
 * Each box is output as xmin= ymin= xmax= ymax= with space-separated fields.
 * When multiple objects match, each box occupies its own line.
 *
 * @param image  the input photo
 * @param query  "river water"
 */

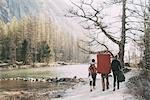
xmin=0 ymin=64 xmax=89 ymax=93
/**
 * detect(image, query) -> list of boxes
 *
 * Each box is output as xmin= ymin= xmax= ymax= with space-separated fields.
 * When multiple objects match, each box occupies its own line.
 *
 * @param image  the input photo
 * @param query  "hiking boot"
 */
xmin=117 ymin=86 xmax=119 ymax=89
xmin=113 ymin=88 xmax=115 ymax=91
xmin=107 ymin=86 xmax=109 ymax=89
xmin=90 ymin=89 xmax=92 ymax=92
xmin=102 ymin=89 xmax=105 ymax=91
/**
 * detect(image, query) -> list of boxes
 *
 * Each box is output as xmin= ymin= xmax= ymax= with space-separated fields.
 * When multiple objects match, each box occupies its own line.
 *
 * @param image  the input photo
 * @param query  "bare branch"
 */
xmin=127 ymin=1 xmax=148 ymax=8
xmin=79 ymin=34 xmax=114 ymax=57
xmin=67 ymin=1 xmax=120 ymax=45
xmin=77 ymin=42 xmax=96 ymax=54
xmin=126 ymin=36 xmax=140 ymax=42
xmin=96 ymin=22 xmax=120 ymax=44
xmin=78 ymin=42 xmax=114 ymax=57
xmin=126 ymin=8 xmax=144 ymax=18
xmin=69 ymin=0 xmax=86 ymax=17
xmin=126 ymin=27 xmax=144 ymax=33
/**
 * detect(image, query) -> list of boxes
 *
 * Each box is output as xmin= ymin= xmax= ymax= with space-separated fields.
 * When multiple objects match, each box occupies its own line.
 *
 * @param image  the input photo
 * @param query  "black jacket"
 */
xmin=111 ymin=59 xmax=121 ymax=71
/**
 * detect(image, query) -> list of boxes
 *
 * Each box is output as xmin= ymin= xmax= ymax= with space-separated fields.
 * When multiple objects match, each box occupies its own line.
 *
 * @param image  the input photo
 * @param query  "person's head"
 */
xmin=92 ymin=59 xmax=95 ymax=63
xmin=91 ymin=59 xmax=95 ymax=64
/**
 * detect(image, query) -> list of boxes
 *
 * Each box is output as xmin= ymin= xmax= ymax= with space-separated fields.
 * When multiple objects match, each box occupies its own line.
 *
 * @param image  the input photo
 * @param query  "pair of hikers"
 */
xmin=88 ymin=55 xmax=122 ymax=92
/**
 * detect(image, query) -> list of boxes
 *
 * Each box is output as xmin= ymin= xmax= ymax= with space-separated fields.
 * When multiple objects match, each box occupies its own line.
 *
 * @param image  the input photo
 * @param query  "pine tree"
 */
xmin=1 ymin=36 xmax=11 ymax=61
xmin=21 ymin=39 xmax=28 ymax=64
xmin=37 ymin=41 xmax=50 ymax=63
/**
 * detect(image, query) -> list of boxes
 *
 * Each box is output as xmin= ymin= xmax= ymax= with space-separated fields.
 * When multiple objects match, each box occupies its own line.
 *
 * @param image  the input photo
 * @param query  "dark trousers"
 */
xmin=101 ymin=74 xmax=109 ymax=90
xmin=90 ymin=73 xmax=97 ymax=86
xmin=113 ymin=71 xmax=119 ymax=89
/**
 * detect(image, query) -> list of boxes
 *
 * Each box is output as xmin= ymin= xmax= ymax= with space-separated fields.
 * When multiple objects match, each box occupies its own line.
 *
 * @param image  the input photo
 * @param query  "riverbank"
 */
xmin=0 ymin=64 xmax=88 ymax=79
xmin=0 ymin=65 xmax=138 ymax=100
xmin=0 ymin=74 xmax=87 ymax=100
xmin=0 ymin=62 xmax=68 ymax=79
xmin=0 ymin=78 xmax=87 ymax=100
xmin=0 ymin=64 xmax=89 ymax=100
xmin=0 ymin=62 xmax=62 ymax=71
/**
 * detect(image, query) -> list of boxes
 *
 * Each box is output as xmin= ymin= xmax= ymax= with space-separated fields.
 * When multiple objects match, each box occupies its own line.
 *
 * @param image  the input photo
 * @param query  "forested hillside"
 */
xmin=0 ymin=0 xmax=89 ymax=65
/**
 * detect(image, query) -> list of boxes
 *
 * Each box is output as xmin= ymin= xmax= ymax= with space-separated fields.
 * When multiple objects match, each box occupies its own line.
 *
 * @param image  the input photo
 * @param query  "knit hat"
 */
xmin=90 ymin=59 xmax=96 ymax=64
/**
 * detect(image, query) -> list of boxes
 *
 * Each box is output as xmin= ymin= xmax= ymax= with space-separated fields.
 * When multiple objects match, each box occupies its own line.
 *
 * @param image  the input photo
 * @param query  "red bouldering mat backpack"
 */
xmin=97 ymin=54 xmax=111 ymax=74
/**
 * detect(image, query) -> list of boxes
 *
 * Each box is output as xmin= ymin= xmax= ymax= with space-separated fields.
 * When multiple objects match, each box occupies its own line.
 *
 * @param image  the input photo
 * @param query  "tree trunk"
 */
xmin=119 ymin=43 xmax=125 ymax=68
xmin=10 ymin=40 xmax=16 ymax=65
xmin=119 ymin=0 xmax=126 ymax=68
xmin=143 ymin=1 xmax=150 ymax=71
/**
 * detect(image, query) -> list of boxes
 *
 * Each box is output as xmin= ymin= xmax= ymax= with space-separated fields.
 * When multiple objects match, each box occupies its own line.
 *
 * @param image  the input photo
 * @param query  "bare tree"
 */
xmin=67 ymin=0 xmax=127 ymax=67
xmin=143 ymin=1 xmax=150 ymax=70
xmin=126 ymin=0 xmax=149 ymax=69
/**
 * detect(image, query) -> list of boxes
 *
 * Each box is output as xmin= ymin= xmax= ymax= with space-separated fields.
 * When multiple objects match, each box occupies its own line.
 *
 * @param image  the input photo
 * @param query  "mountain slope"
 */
xmin=0 ymin=0 xmax=83 ymax=36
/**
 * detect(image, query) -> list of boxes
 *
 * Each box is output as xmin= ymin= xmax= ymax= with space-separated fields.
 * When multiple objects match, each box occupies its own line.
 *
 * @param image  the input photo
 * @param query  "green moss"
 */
xmin=0 ymin=68 xmax=57 ymax=78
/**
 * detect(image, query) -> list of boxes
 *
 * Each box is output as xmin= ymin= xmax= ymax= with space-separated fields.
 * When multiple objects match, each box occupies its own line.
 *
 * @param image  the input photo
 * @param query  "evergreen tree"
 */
xmin=21 ymin=39 xmax=28 ymax=64
xmin=1 ymin=36 xmax=11 ymax=61
xmin=37 ymin=41 xmax=50 ymax=63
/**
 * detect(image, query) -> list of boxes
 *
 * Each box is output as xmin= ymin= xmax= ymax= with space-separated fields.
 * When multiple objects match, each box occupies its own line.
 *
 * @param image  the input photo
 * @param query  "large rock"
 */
xmin=123 ymin=68 xmax=131 ymax=73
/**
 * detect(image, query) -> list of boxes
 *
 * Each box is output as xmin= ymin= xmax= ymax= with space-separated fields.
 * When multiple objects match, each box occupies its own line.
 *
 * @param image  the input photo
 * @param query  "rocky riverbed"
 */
xmin=0 ymin=64 xmax=89 ymax=99
xmin=0 ymin=77 xmax=87 ymax=100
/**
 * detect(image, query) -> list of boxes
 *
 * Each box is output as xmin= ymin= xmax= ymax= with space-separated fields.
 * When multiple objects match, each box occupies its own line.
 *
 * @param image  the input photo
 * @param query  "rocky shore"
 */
xmin=0 ymin=76 xmax=85 ymax=83
xmin=0 ymin=76 xmax=87 ymax=100
xmin=0 ymin=63 xmax=61 ymax=71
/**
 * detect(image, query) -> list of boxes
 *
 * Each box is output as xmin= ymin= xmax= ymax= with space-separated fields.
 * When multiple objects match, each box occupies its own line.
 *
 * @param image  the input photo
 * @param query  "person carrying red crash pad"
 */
xmin=97 ymin=53 xmax=111 ymax=91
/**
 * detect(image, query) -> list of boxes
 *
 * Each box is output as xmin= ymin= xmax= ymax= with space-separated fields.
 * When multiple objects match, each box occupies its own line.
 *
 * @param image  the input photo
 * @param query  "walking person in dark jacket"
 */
xmin=111 ymin=55 xmax=122 ymax=91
